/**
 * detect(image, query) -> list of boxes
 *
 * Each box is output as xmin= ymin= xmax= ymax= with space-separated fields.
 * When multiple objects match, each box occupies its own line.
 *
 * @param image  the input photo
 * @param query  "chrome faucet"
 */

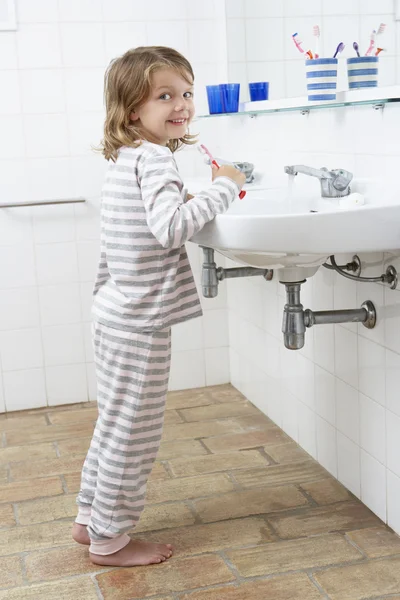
xmin=284 ymin=165 xmax=353 ymax=198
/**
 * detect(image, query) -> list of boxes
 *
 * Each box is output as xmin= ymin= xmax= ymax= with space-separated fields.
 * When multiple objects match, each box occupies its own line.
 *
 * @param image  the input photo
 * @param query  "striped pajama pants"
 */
xmin=75 ymin=320 xmax=172 ymax=555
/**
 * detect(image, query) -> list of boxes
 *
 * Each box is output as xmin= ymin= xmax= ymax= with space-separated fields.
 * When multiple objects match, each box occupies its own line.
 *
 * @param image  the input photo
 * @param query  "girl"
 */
xmin=71 ymin=46 xmax=245 ymax=568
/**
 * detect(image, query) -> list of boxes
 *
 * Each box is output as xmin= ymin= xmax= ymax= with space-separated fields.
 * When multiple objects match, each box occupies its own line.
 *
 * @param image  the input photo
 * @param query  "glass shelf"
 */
xmin=194 ymin=89 xmax=400 ymax=120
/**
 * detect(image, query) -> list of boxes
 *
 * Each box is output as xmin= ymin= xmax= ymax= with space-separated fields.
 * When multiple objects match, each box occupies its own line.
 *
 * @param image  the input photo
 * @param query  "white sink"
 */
xmin=188 ymin=178 xmax=400 ymax=281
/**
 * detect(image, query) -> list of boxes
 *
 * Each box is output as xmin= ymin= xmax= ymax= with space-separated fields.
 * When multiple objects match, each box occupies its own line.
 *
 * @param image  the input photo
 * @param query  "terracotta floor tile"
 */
xmin=346 ymin=526 xmax=400 ymax=558
xmin=166 ymin=389 xmax=214 ymax=410
xmin=164 ymin=409 xmax=184 ymax=424
xmin=17 ymin=494 xmax=77 ymax=525
xmin=135 ymin=502 xmax=196 ymax=532
xmin=265 ymin=442 xmax=312 ymax=464
xmin=5 ymin=421 xmax=95 ymax=446
xmin=314 ymin=556 xmax=400 ymax=599
xmin=301 ymin=477 xmax=353 ymax=504
xmin=233 ymin=461 xmax=326 ymax=488
xmin=179 ymin=573 xmax=324 ymax=600
xmin=25 ymin=544 xmax=102 ymax=582
xmin=57 ymin=436 xmax=91 ymax=457
xmin=48 ymin=407 xmax=98 ymax=425
xmin=203 ymin=429 xmax=290 ymax=453
xmin=0 ymin=503 xmax=15 ymax=527
xmin=230 ymin=414 xmax=278 ymax=431
xmin=207 ymin=384 xmax=246 ymax=403
xmin=135 ymin=516 xmax=273 ymax=557
xmin=0 ymin=476 xmax=63 ymax=503
xmin=148 ymin=462 xmax=170 ymax=481
xmin=0 ymin=466 xmax=8 ymax=484
xmin=96 ymin=554 xmax=235 ymax=599
xmin=194 ymin=485 xmax=308 ymax=523
xmin=0 ymin=577 xmax=99 ymax=600
xmin=0 ymin=442 xmax=57 ymax=465
xmin=157 ymin=439 xmax=208 ymax=460
xmin=147 ymin=473 xmax=235 ymax=504
xmin=0 ymin=414 xmax=48 ymax=431
xmin=269 ymin=501 xmax=382 ymax=539
xmin=168 ymin=449 xmax=269 ymax=478
xmin=0 ymin=520 xmax=71 ymax=555
xmin=225 ymin=532 xmax=362 ymax=577
xmin=179 ymin=401 xmax=259 ymax=422
xmin=162 ymin=419 xmax=244 ymax=442
xmin=63 ymin=472 xmax=81 ymax=493
xmin=10 ymin=456 xmax=85 ymax=480
xmin=0 ymin=555 xmax=24 ymax=587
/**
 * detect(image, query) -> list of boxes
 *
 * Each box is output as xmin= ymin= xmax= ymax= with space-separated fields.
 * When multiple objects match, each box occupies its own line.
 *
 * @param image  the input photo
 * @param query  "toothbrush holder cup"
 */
xmin=219 ymin=83 xmax=240 ymax=113
xmin=206 ymin=85 xmax=224 ymax=114
xmin=305 ymin=58 xmax=338 ymax=101
xmin=249 ymin=81 xmax=269 ymax=101
xmin=347 ymin=56 xmax=378 ymax=89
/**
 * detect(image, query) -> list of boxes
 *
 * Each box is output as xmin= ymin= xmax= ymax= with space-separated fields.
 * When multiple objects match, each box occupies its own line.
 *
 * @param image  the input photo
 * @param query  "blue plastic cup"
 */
xmin=206 ymin=85 xmax=224 ymax=114
xmin=219 ymin=83 xmax=240 ymax=113
xmin=249 ymin=81 xmax=269 ymax=101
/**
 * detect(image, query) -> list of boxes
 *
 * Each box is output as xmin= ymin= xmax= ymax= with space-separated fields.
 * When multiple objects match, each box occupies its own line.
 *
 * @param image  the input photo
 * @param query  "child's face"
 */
xmin=130 ymin=67 xmax=195 ymax=146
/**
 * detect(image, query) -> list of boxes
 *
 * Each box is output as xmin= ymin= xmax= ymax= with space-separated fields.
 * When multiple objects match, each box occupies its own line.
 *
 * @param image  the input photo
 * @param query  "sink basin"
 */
xmin=188 ymin=178 xmax=400 ymax=281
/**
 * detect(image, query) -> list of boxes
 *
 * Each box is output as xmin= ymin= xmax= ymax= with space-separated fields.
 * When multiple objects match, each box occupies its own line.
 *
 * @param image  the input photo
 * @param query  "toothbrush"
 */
xmin=365 ymin=29 xmax=376 ymax=56
xmin=197 ymin=144 xmax=246 ymax=199
xmin=353 ymin=42 xmax=360 ymax=57
xmin=333 ymin=42 xmax=345 ymax=58
xmin=292 ymin=32 xmax=305 ymax=54
xmin=375 ymin=47 xmax=385 ymax=56
xmin=376 ymin=22 xmax=386 ymax=37
xmin=313 ymin=25 xmax=320 ymax=59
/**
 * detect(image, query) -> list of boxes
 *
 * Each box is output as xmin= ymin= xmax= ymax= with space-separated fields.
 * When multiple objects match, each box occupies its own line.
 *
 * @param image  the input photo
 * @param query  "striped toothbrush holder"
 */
xmin=347 ymin=56 xmax=378 ymax=89
xmin=305 ymin=58 xmax=338 ymax=101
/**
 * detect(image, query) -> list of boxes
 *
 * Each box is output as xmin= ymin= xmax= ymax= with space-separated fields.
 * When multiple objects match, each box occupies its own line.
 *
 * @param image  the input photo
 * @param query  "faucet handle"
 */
xmin=330 ymin=169 xmax=353 ymax=192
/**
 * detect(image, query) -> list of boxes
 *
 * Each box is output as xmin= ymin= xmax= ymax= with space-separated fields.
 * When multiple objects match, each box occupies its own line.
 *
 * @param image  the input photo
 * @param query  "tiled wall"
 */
xmin=197 ymin=100 xmax=400 ymax=536
xmin=226 ymin=0 xmax=399 ymax=102
xmin=0 ymin=0 xmax=231 ymax=412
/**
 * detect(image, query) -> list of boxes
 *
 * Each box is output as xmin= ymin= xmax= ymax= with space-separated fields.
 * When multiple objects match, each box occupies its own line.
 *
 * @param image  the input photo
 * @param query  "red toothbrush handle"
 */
xmin=212 ymin=160 xmax=246 ymax=200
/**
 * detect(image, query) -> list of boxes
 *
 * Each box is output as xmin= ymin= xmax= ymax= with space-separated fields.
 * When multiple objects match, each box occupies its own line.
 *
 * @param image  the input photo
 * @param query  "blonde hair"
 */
xmin=99 ymin=46 xmax=198 ymax=161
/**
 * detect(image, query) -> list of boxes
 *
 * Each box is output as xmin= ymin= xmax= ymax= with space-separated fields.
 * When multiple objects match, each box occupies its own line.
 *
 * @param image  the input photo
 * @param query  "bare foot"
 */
xmin=72 ymin=523 xmax=90 ymax=545
xmin=89 ymin=539 xmax=173 ymax=567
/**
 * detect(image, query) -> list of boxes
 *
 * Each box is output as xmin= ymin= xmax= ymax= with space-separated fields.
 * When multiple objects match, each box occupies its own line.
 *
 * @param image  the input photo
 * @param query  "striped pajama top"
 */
xmin=92 ymin=140 xmax=240 ymax=332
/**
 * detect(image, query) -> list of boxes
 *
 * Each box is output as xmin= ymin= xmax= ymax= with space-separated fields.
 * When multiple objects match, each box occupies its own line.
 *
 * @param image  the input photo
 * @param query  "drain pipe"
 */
xmin=282 ymin=282 xmax=376 ymax=350
xmin=201 ymin=247 xmax=273 ymax=298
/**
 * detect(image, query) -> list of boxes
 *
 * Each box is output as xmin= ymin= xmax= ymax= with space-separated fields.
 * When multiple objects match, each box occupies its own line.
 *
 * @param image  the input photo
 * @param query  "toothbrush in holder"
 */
xmin=198 ymin=144 xmax=246 ymax=199
xmin=313 ymin=25 xmax=320 ymax=59
xmin=333 ymin=42 xmax=345 ymax=58
xmin=365 ymin=29 xmax=376 ymax=56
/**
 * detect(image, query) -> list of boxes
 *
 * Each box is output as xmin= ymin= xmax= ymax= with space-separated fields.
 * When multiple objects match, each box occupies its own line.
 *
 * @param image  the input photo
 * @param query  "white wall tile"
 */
xmin=386 ymin=349 xmax=400 ymax=418
xmin=387 ymin=469 xmax=400 ymax=535
xmin=46 ymin=363 xmax=88 ymax=406
xmin=203 ymin=309 xmax=229 ymax=348
xmin=360 ymin=392 xmax=386 ymax=465
xmin=315 ymin=365 xmax=335 ymax=426
xmin=42 ymin=324 xmax=85 ymax=366
xmin=0 ymin=33 xmax=18 ymax=69
xmin=0 ymin=288 xmax=39 ymax=331
xmin=0 ymin=71 xmax=20 ymax=115
xmin=38 ymin=284 xmax=82 ymax=326
xmin=64 ymin=68 xmax=105 ymax=113
xmin=16 ymin=24 xmax=62 ymax=69
xmin=0 ymin=207 xmax=32 ymax=246
xmin=60 ymin=24 xmax=106 ymax=68
xmin=226 ymin=18 xmax=246 ymax=62
xmin=205 ymin=347 xmax=230 ymax=386
xmin=59 ymin=0 xmax=103 ymax=22
xmin=33 ymin=205 xmax=75 ymax=244
xmin=284 ymin=0 xmax=322 ymax=17
xmin=0 ymin=116 xmax=25 ymax=159
xmin=3 ymin=369 xmax=46 ymax=411
xmin=172 ymin=318 xmax=203 ymax=352
xmin=358 ymin=337 xmax=385 ymax=407
xmin=35 ymin=242 xmax=79 ymax=285
xmin=27 ymin=158 xmax=73 ymax=203
xmin=0 ymin=328 xmax=43 ymax=371
xmin=16 ymin=0 xmax=59 ymax=23
xmin=335 ymin=378 xmax=359 ymax=444
xmin=103 ymin=22 xmax=147 ymax=63
xmin=86 ymin=362 xmax=97 ymax=402
xmin=335 ymin=326 xmax=358 ymax=389
xmin=387 ymin=410 xmax=400 ymax=479
xmin=337 ymin=431 xmax=361 ymax=497
xmin=225 ymin=0 xmax=244 ymax=19
xmin=281 ymin=387 xmax=299 ymax=442
xmin=76 ymin=241 xmax=99 ymax=282
xmin=316 ymin=415 xmax=337 ymax=477
xmin=68 ymin=113 xmax=104 ymax=157
xmin=20 ymin=70 xmax=65 ymax=115
xmin=246 ymin=19 xmax=284 ymax=62
xmin=24 ymin=115 xmax=69 ymax=159
xmin=297 ymin=401 xmax=317 ymax=458
xmin=361 ymin=449 xmax=387 ymax=522
xmin=147 ymin=21 xmax=189 ymax=58
xmin=169 ymin=349 xmax=206 ymax=390
xmin=0 ymin=245 xmax=36 ymax=289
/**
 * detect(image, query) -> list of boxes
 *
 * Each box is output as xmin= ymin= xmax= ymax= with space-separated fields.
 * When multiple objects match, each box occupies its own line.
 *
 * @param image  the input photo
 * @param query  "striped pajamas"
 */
xmin=76 ymin=140 xmax=239 ymax=554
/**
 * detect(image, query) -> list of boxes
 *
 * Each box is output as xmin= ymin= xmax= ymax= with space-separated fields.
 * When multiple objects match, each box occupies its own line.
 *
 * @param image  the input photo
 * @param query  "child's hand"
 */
xmin=211 ymin=164 xmax=246 ymax=190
